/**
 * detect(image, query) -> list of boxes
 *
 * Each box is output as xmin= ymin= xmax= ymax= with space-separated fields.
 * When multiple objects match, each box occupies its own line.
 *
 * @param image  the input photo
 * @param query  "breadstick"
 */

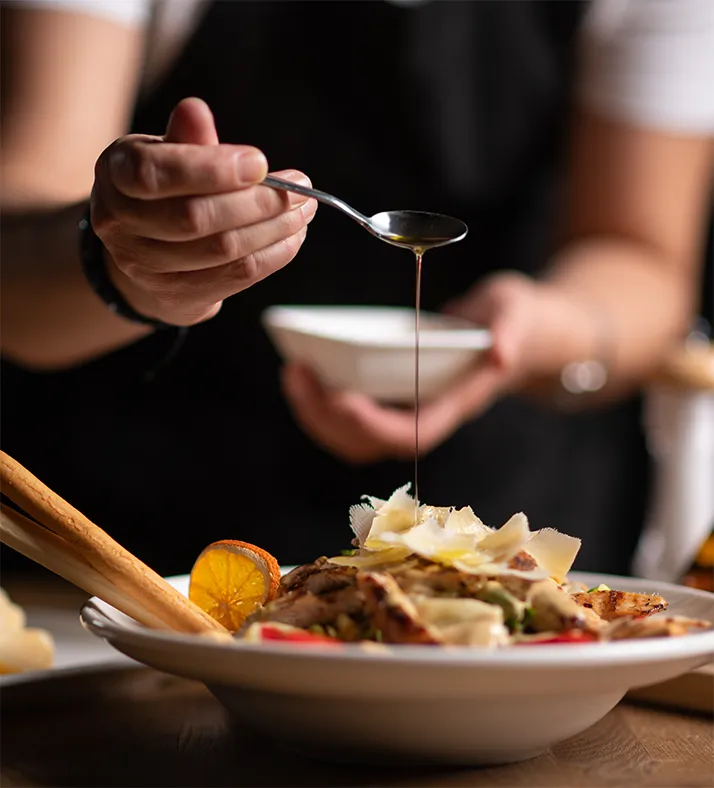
xmin=1 ymin=505 xmax=168 ymax=630
xmin=0 ymin=452 xmax=225 ymax=634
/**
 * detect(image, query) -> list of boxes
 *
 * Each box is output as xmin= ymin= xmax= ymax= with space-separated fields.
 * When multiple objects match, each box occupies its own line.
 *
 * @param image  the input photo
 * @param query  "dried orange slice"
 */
xmin=188 ymin=540 xmax=281 ymax=632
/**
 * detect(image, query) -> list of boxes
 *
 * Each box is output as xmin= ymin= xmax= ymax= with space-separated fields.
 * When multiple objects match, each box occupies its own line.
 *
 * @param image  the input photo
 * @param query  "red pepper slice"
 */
xmin=517 ymin=631 xmax=597 ymax=645
xmin=259 ymin=625 xmax=343 ymax=647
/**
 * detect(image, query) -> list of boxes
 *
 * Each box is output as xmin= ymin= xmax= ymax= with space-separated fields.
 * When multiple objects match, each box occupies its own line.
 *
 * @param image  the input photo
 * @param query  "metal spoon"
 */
xmin=263 ymin=174 xmax=468 ymax=252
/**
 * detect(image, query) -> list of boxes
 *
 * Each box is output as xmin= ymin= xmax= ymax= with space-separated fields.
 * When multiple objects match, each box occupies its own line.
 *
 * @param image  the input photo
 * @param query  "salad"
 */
xmin=241 ymin=485 xmax=711 ymax=647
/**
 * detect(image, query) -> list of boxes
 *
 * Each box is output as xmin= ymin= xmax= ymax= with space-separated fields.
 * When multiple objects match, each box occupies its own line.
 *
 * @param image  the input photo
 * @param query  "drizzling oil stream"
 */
xmin=396 ymin=235 xmax=460 ymax=522
xmin=259 ymin=176 xmax=466 ymax=522
xmin=406 ymin=231 xmax=464 ymax=519
xmin=402 ymin=240 xmax=451 ymax=523
xmin=413 ymin=250 xmax=423 ymax=510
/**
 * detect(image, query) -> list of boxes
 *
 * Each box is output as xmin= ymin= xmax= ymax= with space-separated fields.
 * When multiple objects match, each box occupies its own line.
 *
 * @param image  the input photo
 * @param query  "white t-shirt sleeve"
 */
xmin=8 ymin=0 xmax=152 ymax=27
xmin=10 ymin=0 xmax=210 ymax=91
xmin=577 ymin=0 xmax=714 ymax=133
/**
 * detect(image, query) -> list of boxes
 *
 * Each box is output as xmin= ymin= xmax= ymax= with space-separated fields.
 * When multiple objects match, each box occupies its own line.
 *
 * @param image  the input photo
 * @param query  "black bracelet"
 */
xmin=79 ymin=208 xmax=173 ymax=330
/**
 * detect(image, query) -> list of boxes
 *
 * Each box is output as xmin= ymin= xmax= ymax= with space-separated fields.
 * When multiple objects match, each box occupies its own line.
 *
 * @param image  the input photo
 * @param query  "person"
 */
xmin=1 ymin=0 xmax=713 ymax=577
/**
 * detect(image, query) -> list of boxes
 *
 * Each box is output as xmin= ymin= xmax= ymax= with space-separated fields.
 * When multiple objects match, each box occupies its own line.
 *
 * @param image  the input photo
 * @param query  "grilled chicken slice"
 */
xmin=507 ymin=550 xmax=539 ymax=572
xmin=256 ymin=585 xmax=364 ymax=630
xmin=603 ymin=615 xmax=710 ymax=639
xmin=357 ymin=572 xmax=439 ymax=645
xmin=279 ymin=557 xmax=330 ymax=595
xmin=302 ymin=565 xmax=358 ymax=596
xmin=578 ymin=605 xmax=609 ymax=634
xmin=389 ymin=561 xmax=487 ymax=599
xmin=261 ymin=556 xmax=699 ymax=645
xmin=278 ymin=558 xmax=358 ymax=596
xmin=526 ymin=579 xmax=587 ymax=633
xmin=571 ymin=589 xmax=667 ymax=621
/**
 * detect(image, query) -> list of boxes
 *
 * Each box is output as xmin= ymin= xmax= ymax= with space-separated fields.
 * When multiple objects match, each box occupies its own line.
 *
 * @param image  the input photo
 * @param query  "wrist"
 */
xmin=526 ymin=282 xmax=613 ymax=406
xmin=106 ymin=251 xmax=224 ymax=328
xmin=105 ymin=254 xmax=167 ymax=325
xmin=79 ymin=208 xmax=174 ymax=330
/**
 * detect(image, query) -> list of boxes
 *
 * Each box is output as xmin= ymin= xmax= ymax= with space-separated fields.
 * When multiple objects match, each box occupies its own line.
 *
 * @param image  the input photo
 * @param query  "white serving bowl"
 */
xmin=80 ymin=572 xmax=714 ymax=766
xmin=261 ymin=305 xmax=491 ymax=403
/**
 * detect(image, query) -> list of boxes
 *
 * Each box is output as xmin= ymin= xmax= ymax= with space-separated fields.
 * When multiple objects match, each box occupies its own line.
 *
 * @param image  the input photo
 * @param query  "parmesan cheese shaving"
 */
xmin=525 ymin=528 xmax=582 ymax=584
xmin=348 ymin=502 xmax=376 ymax=547
xmin=331 ymin=485 xmax=582 ymax=582
xmin=363 ymin=484 xmax=418 ymax=551
xmin=477 ymin=512 xmax=530 ymax=560
xmin=328 ymin=547 xmax=412 ymax=568
xmin=382 ymin=518 xmax=476 ymax=561
xmin=413 ymin=597 xmax=509 ymax=647
xmin=444 ymin=506 xmax=490 ymax=537
xmin=413 ymin=596 xmax=503 ymax=629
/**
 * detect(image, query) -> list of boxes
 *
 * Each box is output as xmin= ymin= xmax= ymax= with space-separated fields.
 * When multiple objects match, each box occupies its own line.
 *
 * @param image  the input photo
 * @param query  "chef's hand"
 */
xmin=281 ymin=272 xmax=564 ymax=464
xmin=91 ymin=97 xmax=317 ymax=326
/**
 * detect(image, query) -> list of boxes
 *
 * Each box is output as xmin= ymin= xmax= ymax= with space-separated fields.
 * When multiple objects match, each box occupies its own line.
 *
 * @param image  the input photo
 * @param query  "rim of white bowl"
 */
xmin=262 ymin=305 xmax=493 ymax=350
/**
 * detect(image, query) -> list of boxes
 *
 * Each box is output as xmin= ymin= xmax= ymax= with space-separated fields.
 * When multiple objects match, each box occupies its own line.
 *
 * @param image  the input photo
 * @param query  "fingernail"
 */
xmin=281 ymin=173 xmax=312 ymax=206
xmin=236 ymin=150 xmax=268 ymax=183
xmin=281 ymin=170 xmax=311 ymax=187
xmin=301 ymin=199 xmax=318 ymax=221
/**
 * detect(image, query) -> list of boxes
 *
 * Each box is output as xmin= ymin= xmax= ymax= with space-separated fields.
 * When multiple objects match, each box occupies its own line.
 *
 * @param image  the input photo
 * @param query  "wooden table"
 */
xmin=2 ymin=666 xmax=713 ymax=788
xmin=1 ymin=571 xmax=713 ymax=788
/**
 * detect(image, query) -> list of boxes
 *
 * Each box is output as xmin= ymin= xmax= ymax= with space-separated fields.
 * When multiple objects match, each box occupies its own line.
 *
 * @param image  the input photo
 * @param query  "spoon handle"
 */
xmin=262 ymin=175 xmax=371 ymax=231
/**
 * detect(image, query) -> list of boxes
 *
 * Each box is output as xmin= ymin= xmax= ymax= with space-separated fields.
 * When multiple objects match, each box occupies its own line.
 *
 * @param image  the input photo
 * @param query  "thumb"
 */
xmin=164 ymin=97 xmax=219 ymax=145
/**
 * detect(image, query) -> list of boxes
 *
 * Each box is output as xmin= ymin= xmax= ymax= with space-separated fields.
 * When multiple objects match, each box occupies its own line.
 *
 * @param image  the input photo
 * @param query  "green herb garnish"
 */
xmin=521 ymin=606 xmax=535 ymax=631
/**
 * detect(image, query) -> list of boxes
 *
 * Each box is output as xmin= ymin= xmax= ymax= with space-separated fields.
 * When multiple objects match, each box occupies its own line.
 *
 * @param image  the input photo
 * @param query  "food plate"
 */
xmin=0 ymin=597 xmax=135 ymax=688
xmin=80 ymin=571 xmax=714 ymax=766
xmin=262 ymin=305 xmax=491 ymax=402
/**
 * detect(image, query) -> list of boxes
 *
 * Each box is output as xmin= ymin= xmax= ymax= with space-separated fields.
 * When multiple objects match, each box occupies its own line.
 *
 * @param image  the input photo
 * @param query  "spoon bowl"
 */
xmin=263 ymin=175 xmax=468 ymax=252
xmin=368 ymin=210 xmax=468 ymax=251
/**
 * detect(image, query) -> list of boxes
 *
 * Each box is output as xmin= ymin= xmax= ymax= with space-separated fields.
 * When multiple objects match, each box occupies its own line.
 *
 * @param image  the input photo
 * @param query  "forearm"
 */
xmin=538 ymin=237 xmax=700 ymax=398
xmin=1 ymin=202 xmax=151 ymax=370
xmin=522 ymin=110 xmax=714 ymax=406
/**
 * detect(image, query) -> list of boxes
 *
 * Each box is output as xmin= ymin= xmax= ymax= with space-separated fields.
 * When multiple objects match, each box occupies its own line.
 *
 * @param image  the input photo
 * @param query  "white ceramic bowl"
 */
xmin=80 ymin=572 xmax=714 ymax=766
xmin=261 ymin=305 xmax=491 ymax=403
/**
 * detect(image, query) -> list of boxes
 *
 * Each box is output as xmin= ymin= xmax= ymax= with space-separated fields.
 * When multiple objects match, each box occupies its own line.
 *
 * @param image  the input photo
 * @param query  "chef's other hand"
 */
xmin=280 ymin=272 xmax=571 ymax=464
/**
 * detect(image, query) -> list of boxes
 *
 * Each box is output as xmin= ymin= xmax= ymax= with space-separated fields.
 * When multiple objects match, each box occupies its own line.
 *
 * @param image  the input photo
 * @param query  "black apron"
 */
xmin=1 ymin=1 xmax=650 ymax=577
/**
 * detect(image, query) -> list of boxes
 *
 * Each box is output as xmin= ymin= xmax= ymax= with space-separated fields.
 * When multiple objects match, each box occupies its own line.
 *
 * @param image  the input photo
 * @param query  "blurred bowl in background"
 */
xmin=261 ymin=305 xmax=491 ymax=403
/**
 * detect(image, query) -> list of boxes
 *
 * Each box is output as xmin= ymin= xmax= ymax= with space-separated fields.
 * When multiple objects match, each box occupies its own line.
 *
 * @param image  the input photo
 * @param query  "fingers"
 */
xmin=281 ymin=363 xmax=493 ymax=464
xmin=424 ymin=364 xmax=507 ymax=436
xmin=163 ymin=97 xmax=219 ymax=146
xmin=114 ymin=201 xmax=316 ymax=275
xmin=282 ymin=357 xmax=511 ymax=464
xmin=102 ymin=137 xmax=268 ymax=200
xmin=117 ymin=228 xmax=310 ymax=325
xmin=96 ymin=171 xmax=314 ymax=247
xmin=282 ymin=365 xmax=397 ymax=464
xmin=444 ymin=271 xmax=537 ymax=371
xmin=283 ymin=273 xmax=544 ymax=464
